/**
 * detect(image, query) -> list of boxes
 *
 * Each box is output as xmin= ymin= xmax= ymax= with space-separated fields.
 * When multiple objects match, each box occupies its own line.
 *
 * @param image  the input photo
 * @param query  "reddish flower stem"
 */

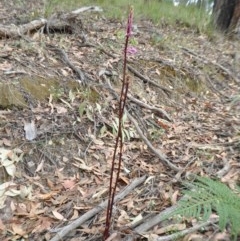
xmin=103 ymin=6 xmax=133 ymax=240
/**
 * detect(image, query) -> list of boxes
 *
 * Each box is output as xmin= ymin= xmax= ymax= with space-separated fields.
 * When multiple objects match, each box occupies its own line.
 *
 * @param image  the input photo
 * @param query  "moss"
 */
xmin=77 ymin=86 xmax=100 ymax=103
xmin=0 ymin=76 xmax=100 ymax=109
xmin=19 ymin=77 xmax=59 ymax=100
xmin=0 ymin=83 xmax=27 ymax=108
xmin=185 ymin=77 xmax=203 ymax=93
xmin=65 ymin=80 xmax=80 ymax=91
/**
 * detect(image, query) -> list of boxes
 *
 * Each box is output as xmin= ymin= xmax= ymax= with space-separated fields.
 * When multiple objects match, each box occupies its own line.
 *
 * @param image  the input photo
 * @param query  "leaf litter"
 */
xmin=0 ymin=0 xmax=240 ymax=240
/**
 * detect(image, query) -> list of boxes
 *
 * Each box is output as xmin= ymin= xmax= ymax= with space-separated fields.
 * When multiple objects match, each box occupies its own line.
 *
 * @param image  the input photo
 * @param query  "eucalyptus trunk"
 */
xmin=212 ymin=0 xmax=240 ymax=32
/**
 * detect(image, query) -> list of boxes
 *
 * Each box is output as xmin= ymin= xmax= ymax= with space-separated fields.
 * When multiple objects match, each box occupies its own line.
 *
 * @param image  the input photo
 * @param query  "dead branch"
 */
xmin=124 ymin=205 xmax=179 ymax=241
xmin=127 ymin=65 xmax=173 ymax=95
xmin=126 ymin=111 xmax=181 ymax=172
xmin=0 ymin=19 xmax=47 ymax=38
xmin=153 ymin=218 xmax=219 ymax=241
xmin=46 ymin=45 xmax=87 ymax=85
xmin=0 ymin=6 xmax=103 ymax=39
xmin=49 ymin=175 xmax=146 ymax=241
xmin=125 ymin=203 xmax=218 ymax=241
xmin=71 ymin=6 xmax=103 ymax=14
xmin=127 ymin=94 xmax=172 ymax=122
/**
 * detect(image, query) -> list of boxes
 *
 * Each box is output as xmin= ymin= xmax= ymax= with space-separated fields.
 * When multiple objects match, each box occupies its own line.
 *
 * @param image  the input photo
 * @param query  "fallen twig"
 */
xmin=127 ymin=65 xmax=173 ymax=95
xmin=125 ymin=205 xmax=178 ymax=241
xmin=49 ymin=175 xmax=146 ymax=241
xmin=46 ymin=44 xmax=87 ymax=85
xmin=71 ymin=6 xmax=103 ymax=14
xmin=125 ymin=203 xmax=218 ymax=241
xmin=126 ymin=112 xmax=181 ymax=172
xmin=127 ymin=94 xmax=172 ymax=122
xmin=154 ymin=217 xmax=219 ymax=241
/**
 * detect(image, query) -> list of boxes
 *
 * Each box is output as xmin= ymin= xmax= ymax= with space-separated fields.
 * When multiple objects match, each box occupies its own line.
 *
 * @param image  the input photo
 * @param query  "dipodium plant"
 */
xmin=103 ymin=6 xmax=134 ymax=240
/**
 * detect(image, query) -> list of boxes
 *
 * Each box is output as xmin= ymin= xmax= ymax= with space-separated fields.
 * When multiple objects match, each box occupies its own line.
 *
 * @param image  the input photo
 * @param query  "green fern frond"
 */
xmin=170 ymin=176 xmax=240 ymax=240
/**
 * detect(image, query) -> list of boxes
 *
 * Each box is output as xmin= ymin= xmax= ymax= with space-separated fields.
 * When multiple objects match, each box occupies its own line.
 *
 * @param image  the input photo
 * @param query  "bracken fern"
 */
xmin=170 ymin=176 xmax=240 ymax=240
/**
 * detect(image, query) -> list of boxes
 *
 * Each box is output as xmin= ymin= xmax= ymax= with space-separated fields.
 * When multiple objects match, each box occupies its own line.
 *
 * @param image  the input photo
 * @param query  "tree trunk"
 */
xmin=212 ymin=0 xmax=240 ymax=33
xmin=229 ymin=0 xmax=240 ymax=31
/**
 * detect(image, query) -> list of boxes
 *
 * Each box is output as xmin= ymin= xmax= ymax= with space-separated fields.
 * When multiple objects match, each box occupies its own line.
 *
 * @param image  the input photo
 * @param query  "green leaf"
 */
xmin=167 ymin=176 xmax=240 ymax=240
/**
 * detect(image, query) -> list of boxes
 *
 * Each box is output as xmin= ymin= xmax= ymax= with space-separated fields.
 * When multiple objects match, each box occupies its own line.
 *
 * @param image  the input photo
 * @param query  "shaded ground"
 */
xmin=0 ymin=1 xmax=240 ymax=241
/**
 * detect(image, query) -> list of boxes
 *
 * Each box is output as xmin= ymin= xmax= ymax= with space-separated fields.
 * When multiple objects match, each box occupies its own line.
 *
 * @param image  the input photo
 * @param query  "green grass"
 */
xmin=43 ymin=0 xmax=213 ymax=33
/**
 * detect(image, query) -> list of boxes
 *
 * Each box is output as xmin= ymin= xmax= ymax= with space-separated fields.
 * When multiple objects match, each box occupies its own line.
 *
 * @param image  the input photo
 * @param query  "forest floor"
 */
xmin=0 ymin=0 xmax=240 ymax=241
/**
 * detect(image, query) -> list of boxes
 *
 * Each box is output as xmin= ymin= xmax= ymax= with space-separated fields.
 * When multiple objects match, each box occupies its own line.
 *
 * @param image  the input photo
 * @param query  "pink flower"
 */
xmin=127 ymin=46 xmax=137 ymax=55
xmin=126 ymin=6 xmax=133 ymax=37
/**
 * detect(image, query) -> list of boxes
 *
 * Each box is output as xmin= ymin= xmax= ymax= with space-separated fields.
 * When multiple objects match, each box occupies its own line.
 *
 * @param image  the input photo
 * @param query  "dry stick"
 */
xmin=127 ymin=94 xmax=172 ymax=122
xmin=126 ymin=203 xmax=217 ymax=240
xmin=46 ymin=45 xmax=87 ymax=84
xmin=127 ymin=64 xmax=173 ymax=95
xmin=49 ymin=175 xmax=147 ymax=241
xmin=126 ymin=207 xmax=218 ymax=241
xmin=126 ymin=111 xmax=181 ymax=172
xmin=154 ymin=218 xmax=219 ymax=241
xmin=181 ymin=47 xmax=240 ymax=85
xmin=125 ymin=209 xmax=177 ymax=241
xmin=128 ymin=213 xmax=155 ymax=230
xmin=127 ymin=205 xmax=178 ymax=239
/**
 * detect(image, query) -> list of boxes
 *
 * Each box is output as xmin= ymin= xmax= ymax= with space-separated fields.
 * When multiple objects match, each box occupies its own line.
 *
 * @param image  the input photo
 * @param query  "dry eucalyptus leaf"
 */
xmin=52 ymin=210 xmax=66 ymax=221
